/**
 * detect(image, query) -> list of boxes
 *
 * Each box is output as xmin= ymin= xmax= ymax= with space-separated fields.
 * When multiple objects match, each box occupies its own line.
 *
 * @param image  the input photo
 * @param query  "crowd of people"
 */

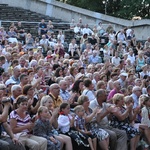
xmin=0 ymin=16 xmax=150 ymax=150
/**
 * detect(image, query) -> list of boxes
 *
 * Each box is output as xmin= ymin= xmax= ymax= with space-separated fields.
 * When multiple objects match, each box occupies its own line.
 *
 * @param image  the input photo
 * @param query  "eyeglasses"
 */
xmin=0 ymin=88 xmax=6 ymax=90
xmin=53 ymin=87 xmax=60 ymax=90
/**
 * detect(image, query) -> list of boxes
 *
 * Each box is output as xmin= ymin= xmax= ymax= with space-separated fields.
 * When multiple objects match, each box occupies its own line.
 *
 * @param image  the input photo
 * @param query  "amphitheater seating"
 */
xmin=0 ymin=4 xmax=74 ymax=43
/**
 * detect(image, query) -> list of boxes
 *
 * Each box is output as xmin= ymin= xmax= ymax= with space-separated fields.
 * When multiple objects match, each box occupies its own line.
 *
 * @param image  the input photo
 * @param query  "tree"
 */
xmin=56 ymin=0 xmax=150 ymax=19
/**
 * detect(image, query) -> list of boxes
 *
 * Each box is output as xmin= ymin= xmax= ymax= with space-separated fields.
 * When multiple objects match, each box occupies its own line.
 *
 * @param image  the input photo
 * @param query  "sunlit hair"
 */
xmin=74 ymin=105 xmax=84 ymax=114
xmin=139 ymin=94 xmax=149 ymax=106
xmin=113 ymin=93 xmax=124 ymax=104
xmin=37 ymin=106 xmax=48 ymax=116
xmin=40 ymin=95 xmax=53 ymax=106
xmin=78 ymin=95 xmax=89 ymax=105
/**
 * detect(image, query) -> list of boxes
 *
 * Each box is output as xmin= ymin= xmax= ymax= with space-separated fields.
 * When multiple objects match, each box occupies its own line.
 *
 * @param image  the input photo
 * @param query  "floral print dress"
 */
xmin=109 ymin=106 xmax=140 ymax=139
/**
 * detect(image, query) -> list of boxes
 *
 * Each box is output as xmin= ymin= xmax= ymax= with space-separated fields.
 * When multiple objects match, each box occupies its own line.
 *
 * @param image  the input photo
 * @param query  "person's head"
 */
xmin=74 ymin=105 xmax=85 ymax=117
xmin=139 ymin=94 xmax=149 ymax=107
xmin=96 ymin=89 xmax=107 ymax=103
xmin=113 ymin=93 xmax=124 ymax=106
xmin=19 ymin=57 xmax=26 ymax=67
xmin=113 ymin=81 xmax=121 ymax=90
xmin=119 ymin=73 xmax=128 ymax=81
xmin=0 ymin=84 xmax=7 ymax=96
xmin=78 ymin=95 xmax=89 ymax=108
xmin=2 ymin=72 xmax=10 ymax=83
xmin=97 ymin=81 xmax=106 ymax=90
xmin=41 ymin=19 xmax=45 ymax=23
xmin=59 ymin=80 xmax=68 ymax=91
xmin=110 ymin=72 xmax=118 ymax=80
xmin=135 ymin=78 xmax=142 ymax=86
xmin=11 ymin=85 xmax=22 ymax=98
xmin=22 ymin=84 xmax=34 ymax=96
xmin=13 ymin=66 xmax=21 ymax=78
xmin=35 ymin=66 xmax=43 ymax=76
xmin=124 ymin=95 xmax=134 ymax=106
xmin=37 ymin=106 xmax=50 ymax=119
xmin=127 ymin=85 xmax=133 ymax=95
xmin=72 ymin=80 xmax=84 ymax=93
xmin=147 ymin=86 xmax=150 ymax=95
xmin=83 ymin=78 xmax=93 ymax=90
xmin=132 ymin=86 xmax=142 ymax=97
xmin=15 ymin=95 xmax=28 ymax=110
xmin=5 ymin=52 xmax=11 ymax=62
xmin=55 ymin=67 xmax=63 ymax=77
xmin=70 ymin=66 xmax=78 ymax=76
xmin=120 ymin=88 xmax=128 ymax=96
xmin=20 ymin=74 xmax=29 ymax=86
xmin=40 ymin=95 xmax=53 ymax=110
xmin=0 ymin=55 xmax=6 ymax=66
xmin=49 ymin=83 xmax=60 ymax=97
xmin=93 ymin=72 xmax=100 ymax=82
xmin=59 ymin=102 xmax=70 ymax=115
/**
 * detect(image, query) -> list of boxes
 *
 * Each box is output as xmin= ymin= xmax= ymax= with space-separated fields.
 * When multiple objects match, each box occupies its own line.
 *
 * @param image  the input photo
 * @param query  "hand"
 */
xmin=26 ymin=122 xmax=34 ymax=131
xmin=52 ymin=108 xmax=59 ymax=117
xmin=133 ymin=106 xmax=140 ymax=114
xmin=93 ymin=107 xmax=99 ymax=114
xmin=85 ymin=131 xmax=91 ymax=135
xmin=127 ymin=103 xmax=133 ymax=112
xmin=50 ymin=137 xmax=57 ymax=144
xmin=28 ymin=98 xmax=33 ymax=106
xmin=12 ymin=137 xmax=20 ymax=145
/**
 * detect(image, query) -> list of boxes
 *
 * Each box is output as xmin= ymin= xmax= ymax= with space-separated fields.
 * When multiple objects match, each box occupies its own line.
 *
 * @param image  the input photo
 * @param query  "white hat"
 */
xmin=5 ymin=79 xmax=17 ymax=86
xmin=120 ymin=72 xmax=128 ymax=77
xmin=75 ymin=73 xmax=84 ymax=81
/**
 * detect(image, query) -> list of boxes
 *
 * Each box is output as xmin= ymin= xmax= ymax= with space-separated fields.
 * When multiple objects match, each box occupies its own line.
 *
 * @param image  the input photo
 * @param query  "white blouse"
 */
xmin=141 ymin=106 xmax=150 ymax=127
xmin=58 ymin=114 xmax=72 ymax=133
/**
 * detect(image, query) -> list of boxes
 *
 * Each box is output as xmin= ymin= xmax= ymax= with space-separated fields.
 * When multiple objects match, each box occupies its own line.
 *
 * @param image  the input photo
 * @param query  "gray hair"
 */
xmin=11 ymin=85 xmax=21 ymax=93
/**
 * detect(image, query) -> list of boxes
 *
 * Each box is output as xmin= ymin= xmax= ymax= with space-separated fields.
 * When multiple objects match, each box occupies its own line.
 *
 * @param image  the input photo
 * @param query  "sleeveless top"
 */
xmin=137 ymin=58 xmax=145 ymax=68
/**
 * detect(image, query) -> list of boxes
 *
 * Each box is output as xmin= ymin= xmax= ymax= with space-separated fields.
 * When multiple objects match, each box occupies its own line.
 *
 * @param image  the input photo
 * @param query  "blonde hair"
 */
xmin=113 ymin=93 xmax=124 ymax=104
xmin=74 ymin=105 xmax=84 ymax=114
xmin=37 ymin=106 xmax=48 ymax=116
xmin=124 ymin=96 xmax=133 ymax=104
xmin=40 ymin=95 xmax=53 ymax=106
xmin=139 ymin=94 xmax=149 ymax=105
xmin=78 ymin=95 xmax=89 ymax=105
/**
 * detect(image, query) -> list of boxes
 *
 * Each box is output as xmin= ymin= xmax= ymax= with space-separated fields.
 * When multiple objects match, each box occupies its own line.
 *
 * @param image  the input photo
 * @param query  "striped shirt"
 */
xmin=10 ymin=110 xmax=31 ymax=133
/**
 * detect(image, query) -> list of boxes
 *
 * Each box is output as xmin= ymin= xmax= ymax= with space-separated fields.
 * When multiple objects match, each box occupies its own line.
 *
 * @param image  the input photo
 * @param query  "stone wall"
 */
xmin=0 ymin=0 xmax=149 ymax=40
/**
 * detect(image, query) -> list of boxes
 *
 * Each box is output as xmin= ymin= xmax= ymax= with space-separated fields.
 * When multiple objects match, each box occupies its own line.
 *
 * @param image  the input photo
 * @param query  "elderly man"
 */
xmin=88 ymin=50 xmax=102 ymax=64
xmin=59 ymin=80 xmax=71 ymax=101
xmin=49 ymin=83 xmax=63 ymax=108
xmin=131 ymin=86 xmax=142 ymax=109
xmin=90 ymin=89 xmax=128 ymax=150
xmin=10 ymin=85 xmax=22 ymax=105
xmin=10 ymin=66 xmax=21 ymax=84
xmin=117 ymin=72 xmax=128 ymax=88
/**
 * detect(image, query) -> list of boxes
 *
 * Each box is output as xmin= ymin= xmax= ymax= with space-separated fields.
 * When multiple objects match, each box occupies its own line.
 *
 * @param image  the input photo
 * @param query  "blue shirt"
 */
xmin=88 ymin=55 xmax=102 ymax=64
xmin=60 ymin=89 xmax=71 ymax=101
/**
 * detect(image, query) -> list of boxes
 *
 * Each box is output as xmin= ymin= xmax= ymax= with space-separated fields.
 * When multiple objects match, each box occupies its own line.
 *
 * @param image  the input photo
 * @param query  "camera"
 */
xmin=2 ymin=98 xmax=11 ymax=104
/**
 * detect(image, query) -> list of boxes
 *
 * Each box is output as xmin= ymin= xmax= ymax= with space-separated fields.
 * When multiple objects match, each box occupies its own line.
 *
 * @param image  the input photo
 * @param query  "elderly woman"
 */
xmin=110 ymin=93 xmax=140 ymax=150
xmin=78 ymin=95 xmax=109 ymax=150
xmin=9 ymin=95 xmax=47 ymax=150
xmin=40 ymin=95 xmax=73 ymax=150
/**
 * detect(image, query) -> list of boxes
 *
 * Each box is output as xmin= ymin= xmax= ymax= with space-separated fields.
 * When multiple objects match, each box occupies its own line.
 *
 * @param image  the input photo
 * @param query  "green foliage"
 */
xmin=56 ymin=0 xmax=150 ymax=19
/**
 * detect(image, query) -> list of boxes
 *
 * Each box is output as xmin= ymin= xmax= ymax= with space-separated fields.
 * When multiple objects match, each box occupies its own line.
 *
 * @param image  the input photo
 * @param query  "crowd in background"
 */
xmin=0 ymin=17 xmax=150 ymax=150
